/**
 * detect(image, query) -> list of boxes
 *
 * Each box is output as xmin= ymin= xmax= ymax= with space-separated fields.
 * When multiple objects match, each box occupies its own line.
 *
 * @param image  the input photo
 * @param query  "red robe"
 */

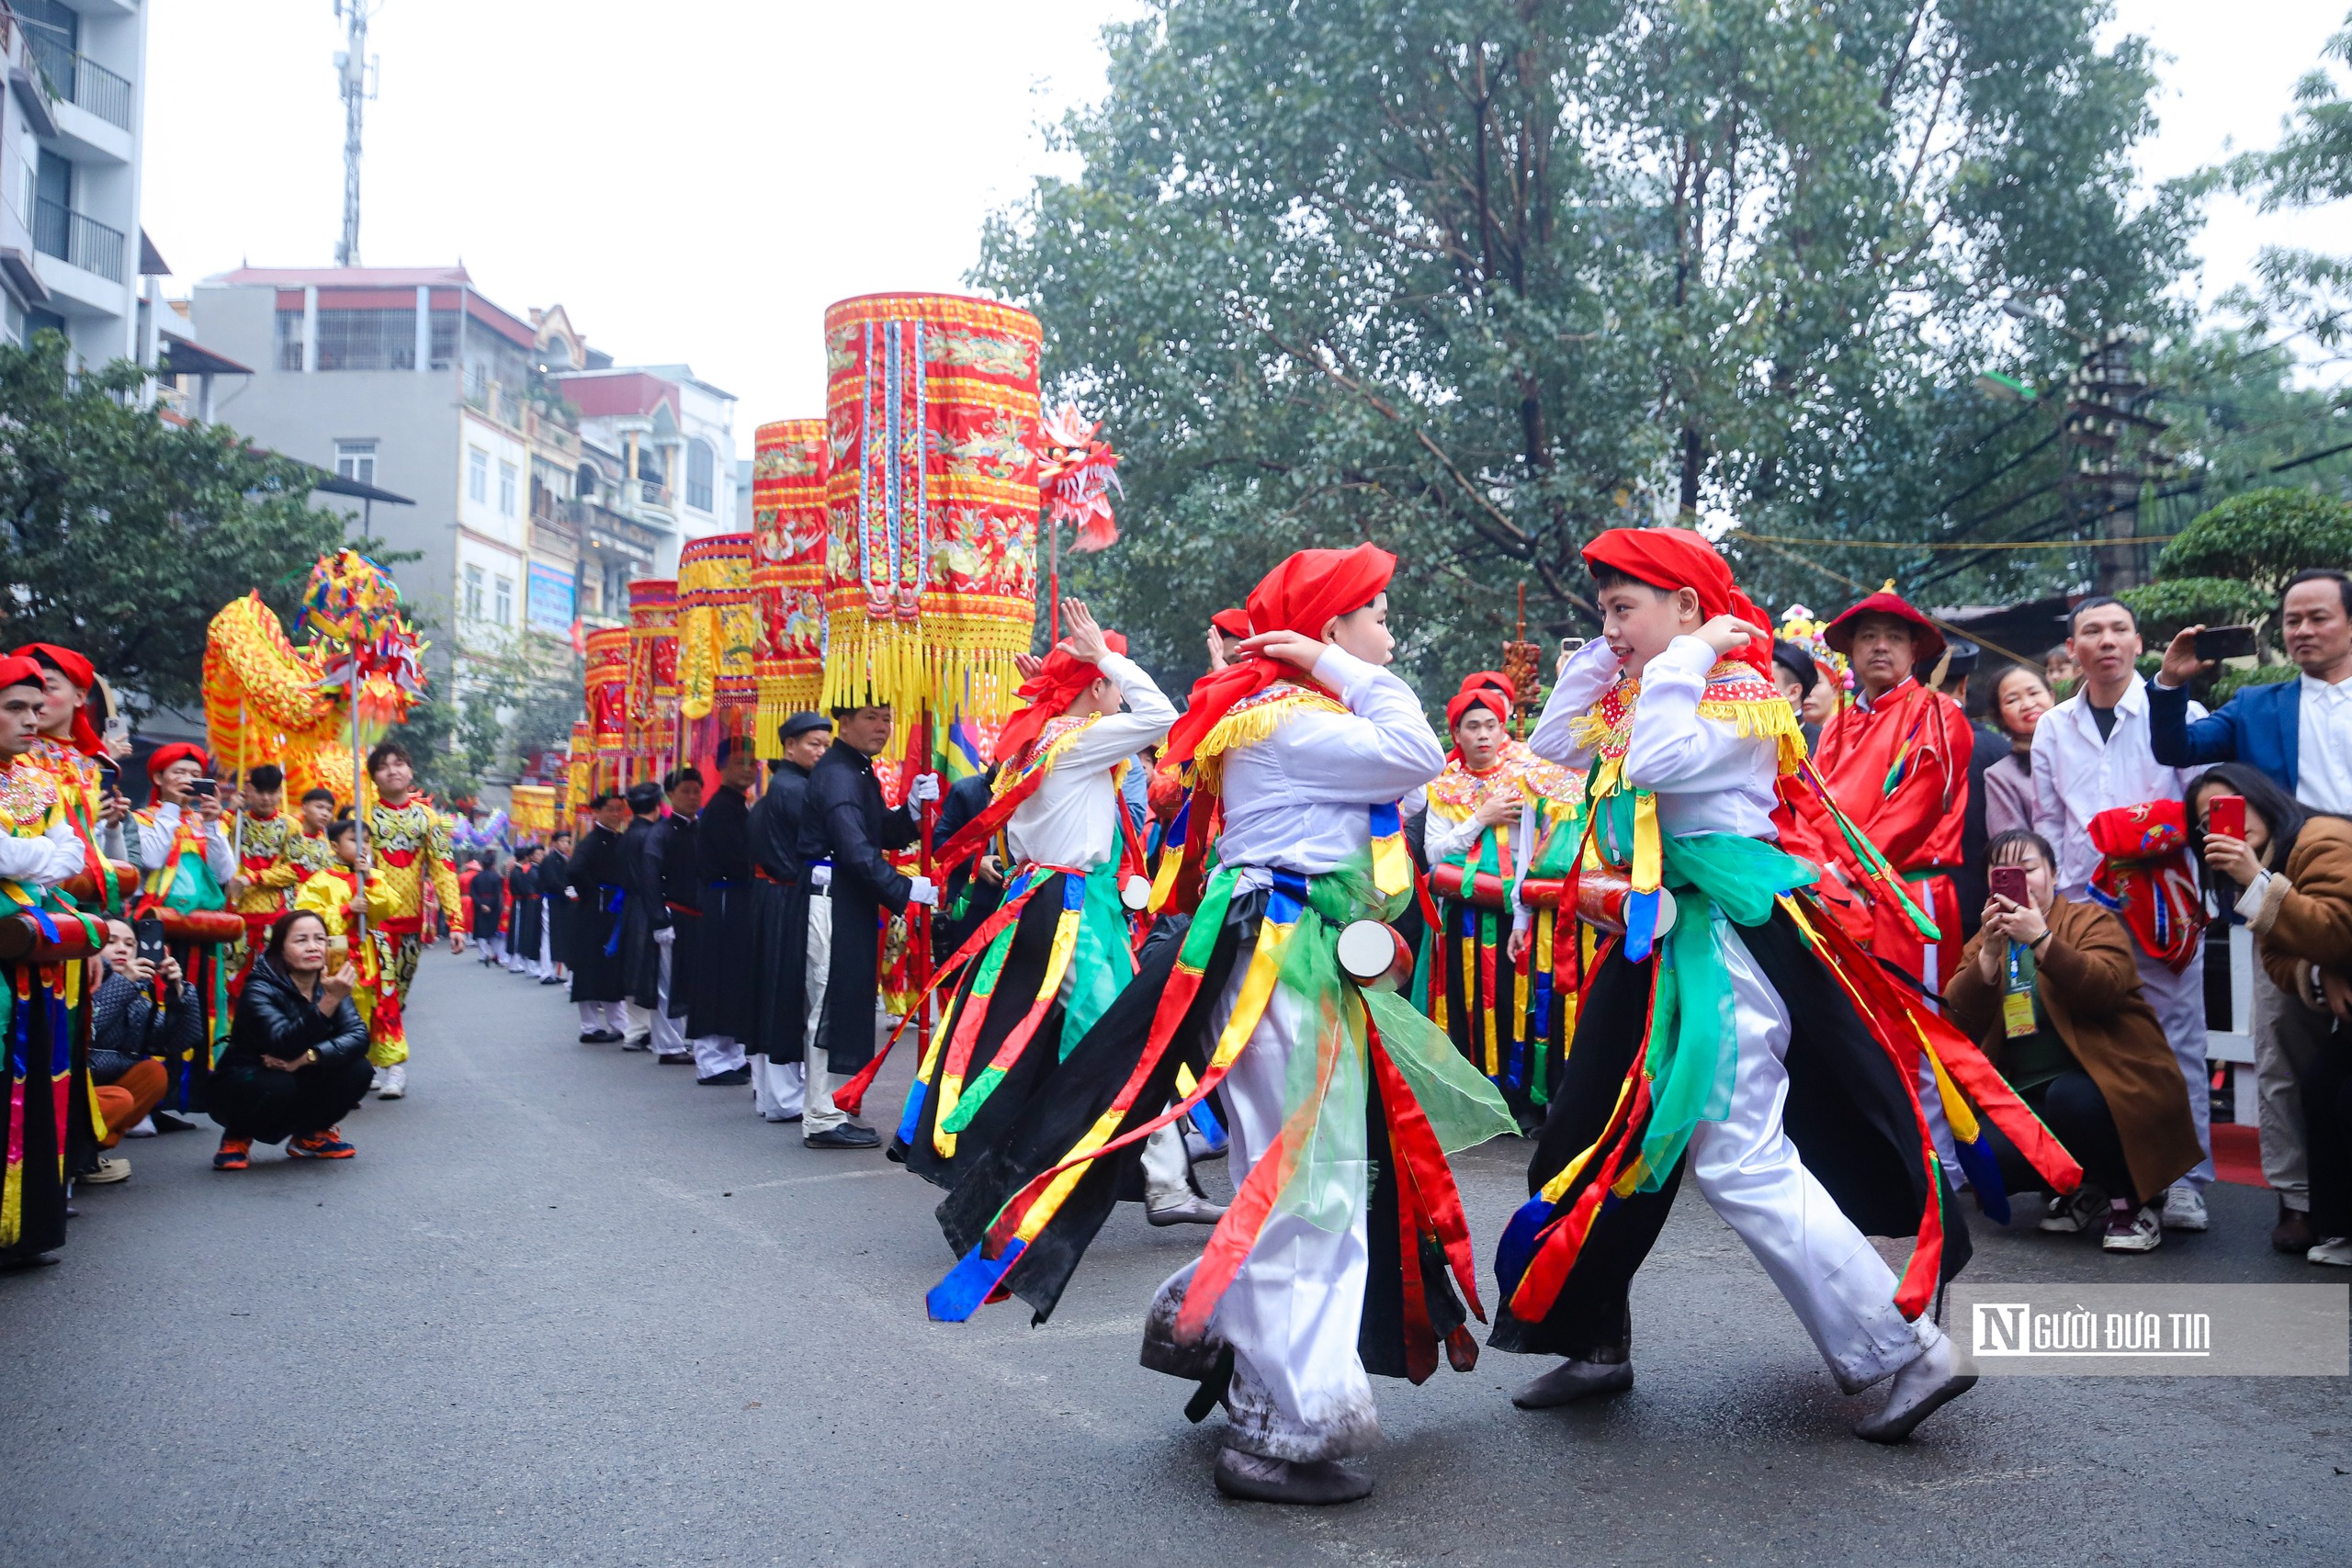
xmin=1800 ymin=676 xmax=1973 ymax=994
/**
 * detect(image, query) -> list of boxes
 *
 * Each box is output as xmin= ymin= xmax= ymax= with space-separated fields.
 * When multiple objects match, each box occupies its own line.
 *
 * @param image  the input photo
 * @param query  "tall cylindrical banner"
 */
xmin=585 ymin=626 xmax=631 ymax=792
xmin=752 ymin=418 xmax=829 ymax=757
xmin=677 ymin=533 xmax=760 ymax=772
xmin=627 ymin=577 xmax=680 ymax=780
xmin=820 ymin=293 xmax=1041 ymax=728
xmin=566 ymin=719 xmax=593 ymax=818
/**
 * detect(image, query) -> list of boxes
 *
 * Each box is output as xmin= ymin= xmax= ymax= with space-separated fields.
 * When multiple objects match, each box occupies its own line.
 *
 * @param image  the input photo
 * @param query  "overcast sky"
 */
xmin=143 ymin=2 xmax=2348 ymax=441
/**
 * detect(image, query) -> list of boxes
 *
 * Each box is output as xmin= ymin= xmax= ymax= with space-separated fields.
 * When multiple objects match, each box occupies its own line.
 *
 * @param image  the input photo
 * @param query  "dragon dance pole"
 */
xmin=913 ymin=698 xmax=936 ymax=1051
xmin=350 ymin=677 xmax=368 ymax=948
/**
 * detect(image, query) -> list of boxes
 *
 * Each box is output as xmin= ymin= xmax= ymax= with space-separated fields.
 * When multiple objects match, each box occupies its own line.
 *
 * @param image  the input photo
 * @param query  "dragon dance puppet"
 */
xmin=1417 ymin=671 xmax=1587 ymax=1128
xmin=916 ymin=546 xmax=1516 ymax=1506
xmin=1485 ymin=526 xmax=2081 ymax=1445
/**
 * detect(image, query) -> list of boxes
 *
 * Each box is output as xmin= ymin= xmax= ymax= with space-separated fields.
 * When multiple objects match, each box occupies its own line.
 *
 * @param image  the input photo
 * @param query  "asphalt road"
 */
xmin=6 ymin=950 xmax=2347 ymax=1566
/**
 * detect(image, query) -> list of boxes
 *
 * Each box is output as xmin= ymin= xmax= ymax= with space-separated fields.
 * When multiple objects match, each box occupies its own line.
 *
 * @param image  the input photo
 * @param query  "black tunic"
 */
xmin=565 ymin=828 xmax=627 ymax=1003
xmin=790 ymin=740 xmax=918 ymax=1074
xmin=507 ymin=863 xmax=543 ymax=960
xmin=470 ymin=863 xmax=504 ymax=940
xmin=617 ymin=816 xmax=666 ymax=1010
xmin=747 ymin=761 xmax=810 ymax=1059
xmin=688 ymin=783 xmax=756 ymax=1041
xmin=651 ymin=811 xmax=700 ymax=1021
xmin=538 ymin=850 xmax=574 ymax=967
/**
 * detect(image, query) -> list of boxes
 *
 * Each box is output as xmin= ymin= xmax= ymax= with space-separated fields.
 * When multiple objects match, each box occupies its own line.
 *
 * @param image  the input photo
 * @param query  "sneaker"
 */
xmin=81 ymin=1155 xmax=130 ymax=1185
xmin=122 ymin=1115 xmax=159 ymax=1139
xmin=2162 ymin=1185 xmax=2210 ymax=1233
xmin=376 ymin=1066 xmax=407 ymax=1100
xmin=2272 ymin=1201 xmax=2316 ymax=1255
xmin=2038 ymin=1187 xmax=2105 ymax=1234
xmin=288 ymin=1126 xmax=356 ymax=1159
xmin=2308 ymin=1236 xmax=2352 ymax=1267
xmin=2101 ymin=1201 xmax=2162 ymax=1253
xmin=369 ymin=1066 xmax=388 ymax=1093
xmin=212 ymin=1136 xmax=252 ymax=1171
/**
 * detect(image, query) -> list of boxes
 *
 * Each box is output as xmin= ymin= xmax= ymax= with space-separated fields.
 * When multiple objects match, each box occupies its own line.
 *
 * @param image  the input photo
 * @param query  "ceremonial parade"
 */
xmin=5 ymin=3 xmax=2351 ymax=1563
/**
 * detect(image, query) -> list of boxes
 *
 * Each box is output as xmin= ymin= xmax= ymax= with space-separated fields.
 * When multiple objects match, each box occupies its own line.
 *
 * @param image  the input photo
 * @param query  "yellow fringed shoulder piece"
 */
xmin=1189 ymin=684 xmax=1348 ymax=792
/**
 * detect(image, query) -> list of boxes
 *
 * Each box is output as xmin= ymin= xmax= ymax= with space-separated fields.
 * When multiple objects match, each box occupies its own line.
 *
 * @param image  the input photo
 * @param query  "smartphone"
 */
xmin=2193 ymin=625 xmax=2258 ymax=661
xmin=187 ymin=777 xmax=218 ymax=800
xmin=2207 ymin=794 xmax=2246 ymax=840
xmin=102 ymin=715 xmax=130 ymax=748
xmin=1559 ymin=638 xmax=1587 ymax=659
xmin=1989 ymin=864 xmax=2029 ymax=907
xmin=133 ymin=915 xmax=167 ymax=973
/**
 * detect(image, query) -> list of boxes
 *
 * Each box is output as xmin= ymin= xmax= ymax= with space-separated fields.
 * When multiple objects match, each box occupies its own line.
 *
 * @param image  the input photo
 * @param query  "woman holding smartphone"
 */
xmin=1944 ymin=829 xmax=2203 ymax=1252
xmin=1981 ymin=665 xmax=2056 ymax=840
xmin=207 ymin=909 xmax=373 ymax=1170
xmin=2187 ymin=764 xmax=2352 ymax=1267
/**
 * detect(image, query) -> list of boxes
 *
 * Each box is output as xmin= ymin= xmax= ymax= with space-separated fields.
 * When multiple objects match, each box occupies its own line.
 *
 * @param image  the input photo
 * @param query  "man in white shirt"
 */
xmin=2030 ymin=596 xmax=2213 ymax=1233
xmin=2149 ymin=567 xmax=2352 ymax=1249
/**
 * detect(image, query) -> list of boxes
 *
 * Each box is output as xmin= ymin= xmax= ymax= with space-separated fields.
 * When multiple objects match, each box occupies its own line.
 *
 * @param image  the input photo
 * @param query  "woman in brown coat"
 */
xmin=1945 ymin=829 xmax=2204 ymax=1254
xmin=2188 ymin=763 xmax=2352 ymax=1268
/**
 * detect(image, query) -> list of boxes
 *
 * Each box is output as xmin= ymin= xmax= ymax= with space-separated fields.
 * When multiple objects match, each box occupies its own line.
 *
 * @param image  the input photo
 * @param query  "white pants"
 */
xmin=480 ymin=931 xmax=504 ymax=964
xmin=752 ymin=1054 xmax=804 ymax=1120
xmin=1188 ymin=975 xmax=1380 ymax=1462
xmin=505 ymin=926 xmax=527 ymax=972
xmin=649 ymin=933 xmax=686 ymax=1057
xmin=2133 ymin=941 xmax=2212 ymax=1190
xmin=797 ymin=893 xmax=845 ymax=1134
xmin=694 ymin=1034 xmax=746 ymax=1077
xmin=2254 ymin=972 xmax=2333 ymax=1209
xmin=1689 ymin=925 xmax=1933 ymax=1394
xmin=577 ymin=999 xmax=627 ymax=1033
xmin=1140 ymin=1121 xmax=1193 ymax=1210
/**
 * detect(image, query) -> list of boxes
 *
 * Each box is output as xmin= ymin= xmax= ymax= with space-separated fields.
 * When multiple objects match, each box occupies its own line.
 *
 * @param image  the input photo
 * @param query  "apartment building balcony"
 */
xmin=524 ymin=402 xmax=580 ymax=457
xmin=22 ymin=31 xmax=133 ymax=164
xmin=582 ymin=502 xmax=661 ymax=567
xmin=530 ymin=495 xmax=584 ymax=556
xmin=31 ymin=198 xmax=125 ymax=310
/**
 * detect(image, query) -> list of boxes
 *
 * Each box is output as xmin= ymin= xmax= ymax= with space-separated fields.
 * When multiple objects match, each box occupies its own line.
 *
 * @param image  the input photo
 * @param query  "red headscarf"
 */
xmin=1445 ymin=671 xmax=1513 ymax=732
xmin=145 ymin=742 xmax=211 ymax=804
xmin=1165 ymin=544 xmax=1396 ymax=765
xmin=1581 ymin=526 xmax=1771 ymax=674
xmin=1209 ymin=608 xmax=1251 ymax=639
xmin=11 ymin=642 xmax=105 ymax=757
xmin=992 ymin=631 xmax=1129 ymax=766
xmin=0 ymin=654 xmax=47 ymax=694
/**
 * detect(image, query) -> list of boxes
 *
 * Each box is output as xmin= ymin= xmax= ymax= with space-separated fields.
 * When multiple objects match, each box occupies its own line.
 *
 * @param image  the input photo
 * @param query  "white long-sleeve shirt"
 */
xmin=132 ymin=802 xmax=238 ymax=885
xmin=1005 ymin=652 xmax=1177 ymax=872
xmin=1526 ymin=636 xmax=1779 ymax=841
xmin=2029 ymin=677 xmax=2205 ymax=899
xmin=1215 ymin=646 xmax=1446 ymax=884
xmin=0 ymin=813 xmax=88 ymax=886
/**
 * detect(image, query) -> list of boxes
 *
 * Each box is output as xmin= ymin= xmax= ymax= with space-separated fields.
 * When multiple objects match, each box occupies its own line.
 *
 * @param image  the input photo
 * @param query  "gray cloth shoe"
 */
xmin=1852 ymin=1326 xmax=1974 ymax=1443
xmin=1147 ymin=1196 xmax=1227 ymax=1227
xmin=1212 ymin=1447 xmax=1373 ymax=1505
xmin=1510 ymin=1358 xmax=1633 ymax=1409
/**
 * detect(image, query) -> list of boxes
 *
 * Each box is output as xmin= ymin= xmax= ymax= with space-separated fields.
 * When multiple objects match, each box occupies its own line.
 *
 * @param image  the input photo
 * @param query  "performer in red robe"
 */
xmin=1801 ymin=585 xmax=1973 ymax=998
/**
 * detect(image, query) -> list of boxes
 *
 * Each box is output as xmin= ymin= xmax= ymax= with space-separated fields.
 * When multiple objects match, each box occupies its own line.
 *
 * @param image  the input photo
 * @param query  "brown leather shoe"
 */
xmin=2272 ymin=1201 xmax=2316 ymax=1255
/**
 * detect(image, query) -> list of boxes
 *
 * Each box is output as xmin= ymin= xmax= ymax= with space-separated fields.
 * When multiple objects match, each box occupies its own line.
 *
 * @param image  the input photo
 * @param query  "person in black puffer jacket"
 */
xmin=208 ymin=909 xmax=374 ymax=1171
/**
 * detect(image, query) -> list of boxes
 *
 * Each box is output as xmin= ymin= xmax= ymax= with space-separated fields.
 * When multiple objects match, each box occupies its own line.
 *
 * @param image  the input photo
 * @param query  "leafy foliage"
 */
xmin=2115 ymin=577 xmax=2269 ymax=645
xmin=2153 ymin=487 xmax=2352 ymax=600
xmin=0 ymin=333 xmax=347 ymax=712
xmin=978 ymin=0 xmax=2199 ymax=688
xmin=2226 ymin=10 xmax=2352 ymax=369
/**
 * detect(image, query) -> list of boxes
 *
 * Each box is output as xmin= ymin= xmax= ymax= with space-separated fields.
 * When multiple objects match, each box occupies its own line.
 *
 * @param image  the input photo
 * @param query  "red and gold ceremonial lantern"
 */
xmin=627 ymin=577 xmax=680 ymax=779
xmin=678 ymin=533 xmax=760 ymax=767
xmin=752 ymin=418 xmax=829 ymax=757
xmin=566 ymin=719 xmax=593 ymax=818
xmin=584 ymin=626 xmax=631 ymax=791
xmin=820 ymin=293 xmax=1041 ymax=728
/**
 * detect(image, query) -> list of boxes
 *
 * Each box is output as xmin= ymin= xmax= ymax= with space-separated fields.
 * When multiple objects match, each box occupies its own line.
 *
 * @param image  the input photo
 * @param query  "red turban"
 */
xmin=146 ymin=741 xmax=209 ymax=778
xmin=1445 ymin=671 xmax=1513 ymax=732
xmin=0 ymin=654 xmax=47 ymax=694
xmin=992 ymin=631 xmax=1129 ymax=766
xmin=1210 ymin=608 xmax=1251 ymax=639
xmin=1581 ymin=526 xmax=1770 ymax=674
xmin=1822 ymin=585 xmax=1946 ymax=667
xmin=12 ymin=642 xmax=105 ymax=757
xmin=1165 ymin=544 xmax=1396 ymax=766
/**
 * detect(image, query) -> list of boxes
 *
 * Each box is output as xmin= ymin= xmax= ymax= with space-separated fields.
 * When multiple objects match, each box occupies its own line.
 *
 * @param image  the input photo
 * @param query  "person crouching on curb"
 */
xmin=1943 ymin=829 xmax=2202 ymax=1252
xmin=208 ymin=910 xmax=373 ymax=1170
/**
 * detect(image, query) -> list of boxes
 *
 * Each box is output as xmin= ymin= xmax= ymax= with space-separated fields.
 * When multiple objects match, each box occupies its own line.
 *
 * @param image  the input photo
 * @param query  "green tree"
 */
xmin=0 ymin=333 xmax=347 ymax=710
xmin=2227 ymin=10 xmax=2352 ymax=372
xmin=2118 ymin=487 xmax=2352 ymax=698
xmin=977 ymin=0 xmax=2198 ymax=685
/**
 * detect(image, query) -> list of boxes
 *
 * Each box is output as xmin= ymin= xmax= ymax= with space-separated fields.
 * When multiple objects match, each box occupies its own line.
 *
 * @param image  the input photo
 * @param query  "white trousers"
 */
xmin=752 ymin=1054 xmax=804 ymax=1120
xmin=649 ymin=934 xmax=686 ymax=1057
xmin=694 ymin=1034 xmax=746 ymax=1077
xmin=480 ymin=931 xmax=504 ymax=964
xmin=1690 ymin=925 xmax=1933 ymax=1394
xmin=797 ymin=894 xmax=845 ymax=1134
xmin=1140 ymin=1122 xmax=1193 ymax=1210
xmin=1186 ymin=975 xmax=1380 ymax=1462
xmin=2133 ymin=941 xmax=2211 ymax=1190
xmin=577 ymin=999 xmax=627 ymax=1033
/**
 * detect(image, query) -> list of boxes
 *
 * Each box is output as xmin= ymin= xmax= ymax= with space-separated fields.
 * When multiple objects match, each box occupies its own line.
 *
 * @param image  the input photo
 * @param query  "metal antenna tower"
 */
xmin=334 ymin=1 xmax=380 ymax=266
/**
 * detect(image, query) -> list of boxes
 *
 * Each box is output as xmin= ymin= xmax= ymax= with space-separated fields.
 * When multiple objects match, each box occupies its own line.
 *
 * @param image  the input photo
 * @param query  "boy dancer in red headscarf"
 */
xmin=1489 ymin=527 xmax=2080 ymax=1445
xmin=919 ymin=546 xmax=1513 ymax=1505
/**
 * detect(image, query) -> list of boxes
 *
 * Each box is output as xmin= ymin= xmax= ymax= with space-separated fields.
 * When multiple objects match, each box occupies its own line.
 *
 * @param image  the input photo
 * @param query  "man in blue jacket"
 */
xmin=2148 ymin=566 xmax=2352 ymax=1253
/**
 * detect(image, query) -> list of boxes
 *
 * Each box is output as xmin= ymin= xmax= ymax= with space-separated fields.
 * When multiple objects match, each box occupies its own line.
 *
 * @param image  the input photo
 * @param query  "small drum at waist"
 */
xmin=1336 ymin=920 xmax=1415 ymax=992
xmin=157 ymin=908 xmax=247 ymax=946
xmin=0 ymin=909 xmax=102 ymax=964
xmin=1519 ymin=867 xmax=1678 ymax=939
xmin=59 ymin=862 xmax=138 ymax=905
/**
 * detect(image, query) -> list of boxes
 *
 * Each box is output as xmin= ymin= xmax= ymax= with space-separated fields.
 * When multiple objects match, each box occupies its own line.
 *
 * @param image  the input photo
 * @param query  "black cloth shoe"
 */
xmin=149 ymin=1110 xmax=198 ymax=1134
xmin=696 ymin=1066 xmax=752 ymax=1087
xmin=539 ymin=976 xmax=563 ymax=986
xmin=804 ymin=1124 xmax=880 ymax=1150
xmin=1212 ymin=1449 xmax=1373 ymax=1505
xmin=2274 ymin=1201 xmax=2317 ymax=1255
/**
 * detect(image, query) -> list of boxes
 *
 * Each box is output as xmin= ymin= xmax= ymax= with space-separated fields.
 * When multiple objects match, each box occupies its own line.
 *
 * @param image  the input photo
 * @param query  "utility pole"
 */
xmin=2060 ymin=326 xmax=2168 ymax=593
xmin=333 ymin=2 xmax=379 ymax=267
